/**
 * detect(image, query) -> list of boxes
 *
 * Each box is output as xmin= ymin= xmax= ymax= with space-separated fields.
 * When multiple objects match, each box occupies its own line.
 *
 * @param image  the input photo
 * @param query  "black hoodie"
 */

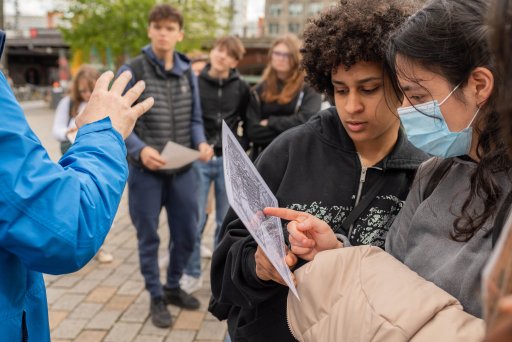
xmin=209 ymin=108 xmax=428 ymax=341
xmin=198 ymin=64 xmax=251 ymax=153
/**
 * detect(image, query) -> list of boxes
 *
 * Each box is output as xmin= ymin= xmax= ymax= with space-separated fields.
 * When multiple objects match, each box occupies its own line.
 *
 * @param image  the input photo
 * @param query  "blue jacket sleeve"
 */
xmin=0 ymin=73 xmax=128 ymax=275
xmin=189 ymin=71 xmax=207 ymax=148
xmin=117 ymin=64 xmax=146 ymax=160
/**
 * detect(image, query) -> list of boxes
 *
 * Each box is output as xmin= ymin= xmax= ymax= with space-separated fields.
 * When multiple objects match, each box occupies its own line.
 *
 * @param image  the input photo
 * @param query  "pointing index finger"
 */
xmin=263 ymin=207 xmax=307 ymax=221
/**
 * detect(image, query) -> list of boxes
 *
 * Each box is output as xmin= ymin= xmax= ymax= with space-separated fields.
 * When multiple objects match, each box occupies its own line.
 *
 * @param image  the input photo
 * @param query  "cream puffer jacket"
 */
xmin=287 ymin=246 xmax=485 ymax=341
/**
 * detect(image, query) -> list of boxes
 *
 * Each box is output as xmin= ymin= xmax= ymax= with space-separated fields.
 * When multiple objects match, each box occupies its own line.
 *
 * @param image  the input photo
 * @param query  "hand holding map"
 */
xmin=222 ymin=121 xmax=299 ymax=298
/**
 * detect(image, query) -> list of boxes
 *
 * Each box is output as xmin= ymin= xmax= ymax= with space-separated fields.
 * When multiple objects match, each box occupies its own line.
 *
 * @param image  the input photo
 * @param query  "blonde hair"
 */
xmin=70 ymin=64 xmax=100 ymax=117
xmin=260 ymin=34 xmax=304 ymax=104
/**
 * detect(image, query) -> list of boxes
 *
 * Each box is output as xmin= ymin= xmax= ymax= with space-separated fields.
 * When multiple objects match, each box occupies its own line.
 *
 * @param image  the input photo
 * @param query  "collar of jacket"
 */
xmin=141 ymin=44 xmax=191 ymax=77
xmin=307 ymin=107 xmax=428 ymax=171
xmin=199 ymin=63 xmax=240 ymax=84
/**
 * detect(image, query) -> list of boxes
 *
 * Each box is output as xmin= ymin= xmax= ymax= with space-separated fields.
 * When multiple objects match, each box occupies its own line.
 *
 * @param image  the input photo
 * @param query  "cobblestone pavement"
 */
xmin=24 ymin=101 xmax=227 ymax=342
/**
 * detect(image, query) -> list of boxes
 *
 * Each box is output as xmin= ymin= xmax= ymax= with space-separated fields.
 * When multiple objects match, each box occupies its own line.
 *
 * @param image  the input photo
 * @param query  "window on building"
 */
xmin=269 ymin=4 xmax=282 ymax=17
xmin=288 ymin=23 xmax=301 ymax=34
xmin=308 ymin=3 xmax=323 ymax=16
xmin=288 ymin=3 xmax=303 ymax=16
xmin=269 ymin=23 xmax=280 ymax=36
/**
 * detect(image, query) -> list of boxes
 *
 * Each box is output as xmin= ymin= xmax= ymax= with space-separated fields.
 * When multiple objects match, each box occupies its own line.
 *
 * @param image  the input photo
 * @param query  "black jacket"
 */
xmin=209 ymin=108 xmax=428 ymax=341
xmin=198 ymin=64 xmax=251 ymax=153
xmin=247 ymin=82 xmax=322 ymax=160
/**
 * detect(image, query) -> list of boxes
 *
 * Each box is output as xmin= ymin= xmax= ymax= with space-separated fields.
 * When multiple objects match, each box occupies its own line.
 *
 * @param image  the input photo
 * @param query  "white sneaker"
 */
xmin=200 ymin=244 xmax=213 ymax=258
xmin=95 ymin=248 xmax=113 ymax=263
xmin=179 ymin=274 xmax=203 ymax=294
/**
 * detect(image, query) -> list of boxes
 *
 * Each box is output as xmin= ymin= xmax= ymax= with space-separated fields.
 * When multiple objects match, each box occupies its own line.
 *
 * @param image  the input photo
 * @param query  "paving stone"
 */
xmin=74 ymin=330 xmax=107 ymax=342
xmin=173 ymin=311 xmax=205 ymax=330
xmin=52 ymin=318 xmax=88 ymax=339
xmin=102 ymin=270 xmax=132 ymax=287
xmin=117 ymin=279 xmax=144 ymax=296
xmin=43 ymin=273 xmax=61 ymax=285
xmin=85 ymin=286 xmax=117 ymax=303
xmin=104 ymin=322 xmax=142 ymax=341
xmin=49 ymin=310 xmax=69 ymax=330
xmin=134 ymin=291 xmax=151 ymax=305
xmin=84 ymin=268 xmax=113 ymax=281
xmin=52 ymin=293 xmax=86 ymax=311
xmin=203 ymin=312 xmax=219 ymax=321
xmin=134 ymin=335 xmax=165 ymax=342
xmin=196 ymin=321 xmax=227 ymax=341
xmin=139 ymin=318 xmax=170 ymax=336
xmin=68 ymin=279 xmax=101 ymax=294
xmin=70 ymin=302 xmax=103 ymax=319
xmin=46 ymin=288 xmax=67 ymax=305
xmin=85 ymin=310 xmax=122 ymax=330
xmin=105 ymin=294 xmax=136 ymax=310
xmin=165 ymin=330 xmax=196 ymax=342
xmin=51 ymin=275 xmax=83 ymax=288
xmin=120 ymin=304 xmax=149 ymax=323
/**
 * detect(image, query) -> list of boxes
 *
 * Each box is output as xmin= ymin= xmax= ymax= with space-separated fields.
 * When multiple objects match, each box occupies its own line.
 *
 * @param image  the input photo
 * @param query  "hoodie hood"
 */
xmin=307 ymin=107 xmax=428 ymax=171
xmin=199 ymin=63 xmax=241 ymax=84
xmin=141 ymin=44 xmax=191 ymax=76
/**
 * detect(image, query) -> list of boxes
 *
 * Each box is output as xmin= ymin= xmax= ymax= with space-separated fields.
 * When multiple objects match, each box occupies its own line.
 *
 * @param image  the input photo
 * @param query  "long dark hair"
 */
xmin=387 ymin=0 xmax=511 ymax=241
xmin=489 ymin=0 xmax=512 ymax=157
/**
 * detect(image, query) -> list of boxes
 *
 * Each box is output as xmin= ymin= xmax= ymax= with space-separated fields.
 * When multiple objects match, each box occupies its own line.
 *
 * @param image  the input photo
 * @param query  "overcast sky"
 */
xmin=5 ymin=0 xmax=266 ymax=20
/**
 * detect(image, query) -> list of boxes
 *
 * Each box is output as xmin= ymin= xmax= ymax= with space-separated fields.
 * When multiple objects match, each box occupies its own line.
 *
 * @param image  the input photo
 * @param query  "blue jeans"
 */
xmin=128 ymin=165 xmax=198 ymax=298
xmin=184 ymin=157 xmax=229 ymax=278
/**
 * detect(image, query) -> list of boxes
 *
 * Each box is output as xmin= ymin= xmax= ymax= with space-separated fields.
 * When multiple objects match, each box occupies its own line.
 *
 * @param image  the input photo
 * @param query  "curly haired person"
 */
xmin=209 ymin=0 xmax=426 ymax=340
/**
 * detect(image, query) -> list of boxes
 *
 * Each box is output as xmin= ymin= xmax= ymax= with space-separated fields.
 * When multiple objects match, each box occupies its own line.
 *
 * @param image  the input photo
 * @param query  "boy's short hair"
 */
xmin=213 ymin=36 xmax=246 ymax=61
xmin=148 ymin=4 xmax=183 ymax=29
xmin=301 ymin=0 xmax=419 ymax=98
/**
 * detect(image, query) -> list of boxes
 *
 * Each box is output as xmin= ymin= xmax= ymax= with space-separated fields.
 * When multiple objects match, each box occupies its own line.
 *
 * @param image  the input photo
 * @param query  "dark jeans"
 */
xmin=128 ymin=164 xmax=198 ymax=298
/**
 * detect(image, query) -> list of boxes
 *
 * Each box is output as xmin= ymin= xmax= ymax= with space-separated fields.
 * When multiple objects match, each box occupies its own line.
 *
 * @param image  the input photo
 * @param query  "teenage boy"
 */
xmin=117 ymin=4 xmax=213 ymax=328
xmin=180 ymin=36 xmax=250 ymax=294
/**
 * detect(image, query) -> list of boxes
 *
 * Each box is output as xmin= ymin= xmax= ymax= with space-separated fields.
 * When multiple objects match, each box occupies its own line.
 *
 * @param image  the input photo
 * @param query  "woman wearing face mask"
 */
xmin=246 ymin=34 xmax=322 ymax=161
xmin=265 ymin=0 xmax=512 ymax=339
xmin=209 ymin=1 xmax=427 ymax=340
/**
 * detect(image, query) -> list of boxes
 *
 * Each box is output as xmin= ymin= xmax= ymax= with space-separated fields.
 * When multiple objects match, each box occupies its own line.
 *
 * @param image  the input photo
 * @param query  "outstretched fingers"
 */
xmin=110 ymin=70 xmax=133 ymax=94
xmin=129 ymin=97 xmax=154 ymax=119
xmin=93 ymin=71 xmax=115 ymax=94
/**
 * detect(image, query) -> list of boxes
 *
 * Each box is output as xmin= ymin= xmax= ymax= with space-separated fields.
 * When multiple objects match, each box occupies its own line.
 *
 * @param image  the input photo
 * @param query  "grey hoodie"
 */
xmin=386 ymin=157 xmax=512 ymax=317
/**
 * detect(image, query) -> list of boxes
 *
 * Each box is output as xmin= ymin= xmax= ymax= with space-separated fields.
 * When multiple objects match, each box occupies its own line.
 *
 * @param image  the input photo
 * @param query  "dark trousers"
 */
xmin=128 ymin=164 xmax=198 ymax=298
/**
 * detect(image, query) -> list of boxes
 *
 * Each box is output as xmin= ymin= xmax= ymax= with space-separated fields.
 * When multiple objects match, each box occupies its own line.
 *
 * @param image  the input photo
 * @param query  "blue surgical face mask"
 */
xmin=398 ymin=83 xmax=479 ymax=158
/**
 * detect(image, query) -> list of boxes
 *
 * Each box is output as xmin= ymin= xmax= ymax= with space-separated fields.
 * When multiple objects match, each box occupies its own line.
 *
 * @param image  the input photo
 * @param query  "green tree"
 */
xmin=60 ymin=0 xmax=232 ymax=68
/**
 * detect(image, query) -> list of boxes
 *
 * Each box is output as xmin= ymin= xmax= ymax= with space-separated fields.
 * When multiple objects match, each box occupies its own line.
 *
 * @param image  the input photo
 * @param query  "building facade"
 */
xmin=265 ymin=0 xmax=337 ymax=37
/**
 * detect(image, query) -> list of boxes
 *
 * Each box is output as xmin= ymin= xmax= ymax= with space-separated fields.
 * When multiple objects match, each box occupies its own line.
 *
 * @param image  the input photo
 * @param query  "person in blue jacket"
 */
xmin=0 ymin=30 xmax=154 ymax=341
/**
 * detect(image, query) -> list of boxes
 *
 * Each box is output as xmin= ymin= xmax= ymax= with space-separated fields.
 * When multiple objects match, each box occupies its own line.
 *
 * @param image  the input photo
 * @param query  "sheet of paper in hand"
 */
xmin=222 ymin=121 xmax=299 ymax=299
xmin=482 ymin=210 xmax=512 ymax=329
xmin=160 ymin=141 xmax=200 ymax=170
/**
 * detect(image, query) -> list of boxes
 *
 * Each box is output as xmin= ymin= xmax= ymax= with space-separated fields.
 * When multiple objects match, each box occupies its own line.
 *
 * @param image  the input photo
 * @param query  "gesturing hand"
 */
xmin=254 ymin=245 xmax=297 ymax=287
xmin=263 ymin=207 xmax=342 ymax=261
xmin=75 ymin=70 xmax=154 ymax=139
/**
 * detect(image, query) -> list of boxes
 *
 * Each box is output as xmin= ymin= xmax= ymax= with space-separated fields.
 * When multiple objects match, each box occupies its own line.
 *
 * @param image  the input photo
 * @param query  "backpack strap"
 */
xmin=422 ymin=158 xmax=455 ymax=201
xmin=335 ymin=172 xmax=390 ymax=236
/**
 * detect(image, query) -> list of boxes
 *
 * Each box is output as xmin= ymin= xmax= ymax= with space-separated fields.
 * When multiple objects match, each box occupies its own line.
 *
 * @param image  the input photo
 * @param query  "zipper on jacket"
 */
xmin=286 ymin=299 xmax=300 ymax=341
xmin=215 ymin=79 xmax=223 ymax=147
xmin=347 ymin=164 xmax=367 ymax=239
xmin=167 ymin=79 xmax=176 ymax=142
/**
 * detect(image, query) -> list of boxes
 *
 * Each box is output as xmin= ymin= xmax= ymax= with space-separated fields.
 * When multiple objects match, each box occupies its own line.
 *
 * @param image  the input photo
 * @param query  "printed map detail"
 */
xmin=222 ymin=121 xmax=298 ymax=298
